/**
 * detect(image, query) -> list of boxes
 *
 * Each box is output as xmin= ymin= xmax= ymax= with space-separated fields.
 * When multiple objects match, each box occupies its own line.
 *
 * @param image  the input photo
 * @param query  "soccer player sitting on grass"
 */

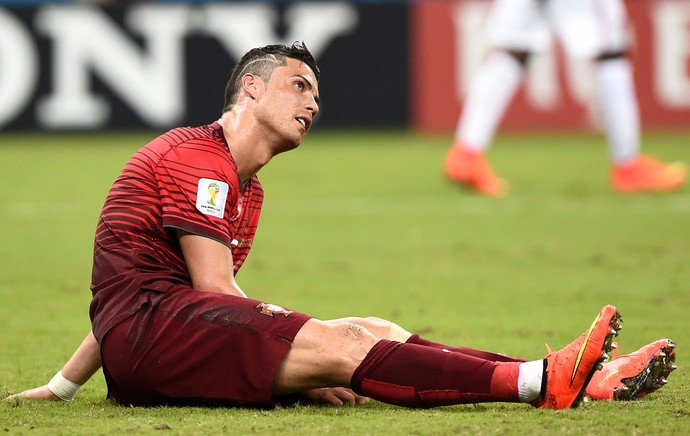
xmin=8 ymin=42 xmax=675 ymax=409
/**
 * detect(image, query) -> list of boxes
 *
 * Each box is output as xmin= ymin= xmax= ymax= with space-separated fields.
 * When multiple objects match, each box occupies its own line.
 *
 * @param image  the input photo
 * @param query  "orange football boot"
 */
xmin=532 ymin=305 xmax=622 ymax=409
xmin=612 ymin=155 xmax=687 ymax=193
xmin=444 ymin=146 xmax=507 ymax=197
xmin=585 ymin=339 xmax=676 ymax=401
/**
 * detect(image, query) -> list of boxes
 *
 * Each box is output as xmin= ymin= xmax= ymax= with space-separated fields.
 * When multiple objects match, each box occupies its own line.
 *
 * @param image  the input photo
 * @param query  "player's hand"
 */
xmin=5 ymin=385 xmax=59 ymax=401
xmin=300 ymin=388 xmax=369 ymax=406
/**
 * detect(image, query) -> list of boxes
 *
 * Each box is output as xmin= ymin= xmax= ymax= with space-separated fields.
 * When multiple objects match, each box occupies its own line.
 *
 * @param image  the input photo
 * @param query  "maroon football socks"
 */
xmin=351 ymin=339 xmax=522 ymax=407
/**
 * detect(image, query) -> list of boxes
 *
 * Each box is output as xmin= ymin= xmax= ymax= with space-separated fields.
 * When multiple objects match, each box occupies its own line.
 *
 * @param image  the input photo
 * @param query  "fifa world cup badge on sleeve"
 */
xmin=257 ymin=302 xmax=293 ymax=317
xmin=196 ymin=178 xmax=229 ymax=218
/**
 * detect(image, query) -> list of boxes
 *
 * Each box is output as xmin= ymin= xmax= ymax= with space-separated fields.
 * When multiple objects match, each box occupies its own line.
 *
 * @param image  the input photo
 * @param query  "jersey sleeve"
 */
xmin=155 ymin=142 xmax=239 ymax=247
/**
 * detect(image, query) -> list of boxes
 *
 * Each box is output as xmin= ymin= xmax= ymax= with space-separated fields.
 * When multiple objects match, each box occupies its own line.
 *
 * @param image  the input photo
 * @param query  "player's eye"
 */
xmin=294 ymin=80 xmax=305 ymax=91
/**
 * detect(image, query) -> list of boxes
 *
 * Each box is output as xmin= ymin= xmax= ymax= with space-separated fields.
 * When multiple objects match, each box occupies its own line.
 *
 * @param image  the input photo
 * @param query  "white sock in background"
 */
xmin=596 ymin=58 xmax=641 ymax=165
xmin=455 ymin=50 xmax=525 ymax=153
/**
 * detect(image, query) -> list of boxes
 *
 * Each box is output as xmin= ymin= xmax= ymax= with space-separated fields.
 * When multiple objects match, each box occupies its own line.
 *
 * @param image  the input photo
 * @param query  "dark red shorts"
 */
xmin=99 ymin=288 xmax=311 ymax=407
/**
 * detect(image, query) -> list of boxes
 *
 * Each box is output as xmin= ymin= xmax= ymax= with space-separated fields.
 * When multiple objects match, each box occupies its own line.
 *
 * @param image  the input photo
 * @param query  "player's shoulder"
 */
xmin=142 ymin=123 xmax=227 ymax=159
xmin=162 ymin=123 xmax=221 ymax=147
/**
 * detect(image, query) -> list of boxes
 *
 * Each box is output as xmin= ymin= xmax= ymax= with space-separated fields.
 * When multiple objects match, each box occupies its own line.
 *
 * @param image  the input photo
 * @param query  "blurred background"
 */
xmin=0 ymin=0 xmax=688 ymax=134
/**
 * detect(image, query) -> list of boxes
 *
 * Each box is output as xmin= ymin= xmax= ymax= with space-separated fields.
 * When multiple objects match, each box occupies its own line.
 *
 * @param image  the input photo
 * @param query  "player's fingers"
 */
xmin=15 ymin=386 xmax=59 ymax=401
xmin=332 ymin=388 xmax=369 ymax=405
xmin=354 ymin=394 xmax=370 ymax=405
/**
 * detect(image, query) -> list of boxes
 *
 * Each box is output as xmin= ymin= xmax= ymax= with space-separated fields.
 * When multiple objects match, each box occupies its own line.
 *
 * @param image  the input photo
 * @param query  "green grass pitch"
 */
xmin=1 ymin=129 xmax=689 ymax=434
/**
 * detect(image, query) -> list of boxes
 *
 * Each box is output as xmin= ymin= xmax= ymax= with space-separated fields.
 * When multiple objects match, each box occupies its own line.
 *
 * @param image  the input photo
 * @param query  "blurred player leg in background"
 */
xmin=444 ymin=49 xmax=521 ymax=197
xmin=445 ymin=0 xmax=687 ymax=196
xmin=601 ymin=54 xmax=687 ymax=194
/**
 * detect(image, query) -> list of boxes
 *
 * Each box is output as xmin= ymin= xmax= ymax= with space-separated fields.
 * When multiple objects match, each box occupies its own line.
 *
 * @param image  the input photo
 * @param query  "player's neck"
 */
xmin=217 ymin=114 xmax=272 ymax=183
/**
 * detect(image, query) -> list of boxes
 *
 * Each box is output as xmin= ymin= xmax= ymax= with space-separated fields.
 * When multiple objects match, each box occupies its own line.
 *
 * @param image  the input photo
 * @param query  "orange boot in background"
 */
xmin=612 ymin=155 xmax=687 ymax=193
xmin=444 ymin=146 xmax=508 ymax=197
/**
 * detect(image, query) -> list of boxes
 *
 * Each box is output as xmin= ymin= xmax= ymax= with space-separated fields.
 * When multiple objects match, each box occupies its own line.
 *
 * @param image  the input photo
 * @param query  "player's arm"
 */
xmin=7 ymin=330 xmax=101 ymax=401
xmin=177 ymin=229 xmax=247 ymax=297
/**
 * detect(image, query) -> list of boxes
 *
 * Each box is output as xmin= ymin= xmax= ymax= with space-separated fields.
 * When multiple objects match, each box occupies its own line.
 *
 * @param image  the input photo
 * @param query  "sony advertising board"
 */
xmin=1 ymin=1 xmax=688 ymax=132
xmin=0 ymin=1 xmax=408 ymax=131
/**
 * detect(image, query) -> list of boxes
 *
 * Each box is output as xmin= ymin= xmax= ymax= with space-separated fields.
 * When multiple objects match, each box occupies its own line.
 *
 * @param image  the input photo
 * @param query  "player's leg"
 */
xmin=334 ymin=316 xmax=676 ymax=403
xmin=406 ymin=334 xmax=528 ymax=363
xmin=331 ymin=316 xmax=526 ymax=363
xmin=554 ymin=0 xmax=687 ymax=192
xmin=326 ymin=316 xmax=412 ymax=342
xmin=445 ymin=0 xmax=545 ymax=196
xmin=275 ymin=316 xmax=519 ymax=390
xmin=453 ymin=50 xmax=526 ymax=155
xmin=593 ymin=0 xmax=686 ymax=192
xmin=272 ymin=319 xmax=379 ymax=393
xmin=598 ymin=51 xmax=687 ymax=193
xmin=444 ymin=49 xmax=524 ymax=197
xmin=348 ymin=305 xmax=620 ymax=409
xmin=277 ymin=306 xmax=621 ymax=409
xmin=596 ymin=51 xmax=640 ymax=167
xmin=101 ymin=290 xmax=620 ymax=410
xmin=274 ymin=317 xmax=538 ymax=407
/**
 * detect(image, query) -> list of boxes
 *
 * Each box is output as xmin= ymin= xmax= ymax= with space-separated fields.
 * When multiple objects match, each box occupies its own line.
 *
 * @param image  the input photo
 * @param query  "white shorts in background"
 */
xmin=486 ymin=0 xmax=630 ymax=58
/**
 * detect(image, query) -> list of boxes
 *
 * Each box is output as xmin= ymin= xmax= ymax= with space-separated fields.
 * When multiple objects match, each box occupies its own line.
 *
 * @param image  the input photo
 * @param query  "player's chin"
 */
xmin=274 ymin=139 xmax=301 ymax=156
xmin=281 ymin=133 xmax=303 ymax=152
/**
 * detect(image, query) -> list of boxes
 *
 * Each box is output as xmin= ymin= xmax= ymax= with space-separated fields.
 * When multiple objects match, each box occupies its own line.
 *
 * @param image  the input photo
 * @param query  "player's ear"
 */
xmin=241 ymin=74 xmax=261 ymax=100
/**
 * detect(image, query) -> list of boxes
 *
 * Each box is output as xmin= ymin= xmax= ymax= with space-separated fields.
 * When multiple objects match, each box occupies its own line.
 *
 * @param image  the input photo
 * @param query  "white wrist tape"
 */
xmin=47 ymin=370 xmax=82 ymax=401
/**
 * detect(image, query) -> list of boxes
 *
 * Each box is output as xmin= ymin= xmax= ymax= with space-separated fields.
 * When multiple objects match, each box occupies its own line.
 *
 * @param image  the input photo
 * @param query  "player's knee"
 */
xmin=349 ymin=316 xmax=391 ymax=333
xmin=332 ymin=320 xmax=379 ymax=346
xmin=327 ymin=316 xmax=386 ymax=337
xmin=288 ymin=321 xmax=376 ymax=385
xmin=335 ymin=317 xmax=411 ymax=342
xmin=326 ymin=321 xmax=379 ymax=371
xmin=281 ymin=319 xmax=380 ymax=386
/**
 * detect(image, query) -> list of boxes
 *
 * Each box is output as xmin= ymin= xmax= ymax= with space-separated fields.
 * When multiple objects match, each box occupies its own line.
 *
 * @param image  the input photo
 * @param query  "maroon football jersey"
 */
xmin=89 ymin=122 xmax=263 ymax=341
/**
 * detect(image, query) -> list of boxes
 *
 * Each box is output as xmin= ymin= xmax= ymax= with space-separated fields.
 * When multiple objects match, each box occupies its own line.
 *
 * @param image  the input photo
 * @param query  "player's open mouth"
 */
xmin=296 ymin=117 xmax=309 ymax=130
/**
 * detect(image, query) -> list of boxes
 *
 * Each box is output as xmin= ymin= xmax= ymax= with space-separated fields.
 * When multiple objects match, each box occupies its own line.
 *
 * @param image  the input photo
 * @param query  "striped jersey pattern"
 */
xmin=89 ymin=122 xmax=263 ymax=340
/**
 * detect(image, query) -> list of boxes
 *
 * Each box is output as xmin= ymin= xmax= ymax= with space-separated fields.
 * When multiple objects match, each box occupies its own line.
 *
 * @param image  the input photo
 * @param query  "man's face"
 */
xmin=254 ymin=57 xmax=320 ymax=153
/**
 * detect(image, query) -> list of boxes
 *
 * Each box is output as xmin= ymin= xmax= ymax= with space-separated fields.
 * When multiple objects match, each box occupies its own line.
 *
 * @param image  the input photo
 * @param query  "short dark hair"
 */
xmin=222 ymin=41 xmax=320 ymax=113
